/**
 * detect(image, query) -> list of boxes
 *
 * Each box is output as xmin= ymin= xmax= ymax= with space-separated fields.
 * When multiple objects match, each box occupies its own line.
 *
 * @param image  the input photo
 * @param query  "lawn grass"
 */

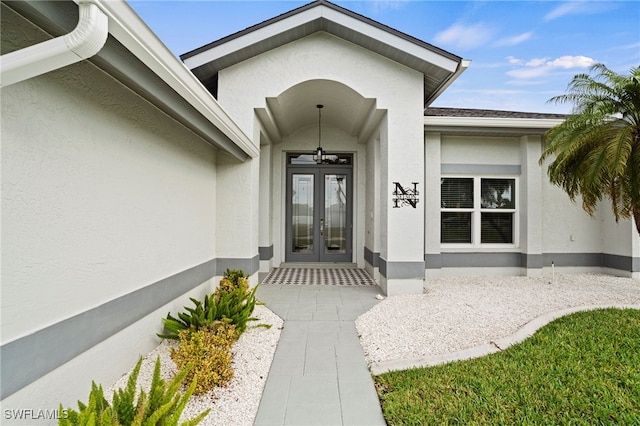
xmin=374 ymin=308 xmax=640 ymax=425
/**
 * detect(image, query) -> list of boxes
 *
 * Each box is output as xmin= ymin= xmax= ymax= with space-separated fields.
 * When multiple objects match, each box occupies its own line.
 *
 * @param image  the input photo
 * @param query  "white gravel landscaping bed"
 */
xmin=105 ymin=304 xmax=282 ymax=426
xmin=103 ymin=273 xmax=639 ymax=424
xmin=356 ymin=274 xmax=640 ymax=368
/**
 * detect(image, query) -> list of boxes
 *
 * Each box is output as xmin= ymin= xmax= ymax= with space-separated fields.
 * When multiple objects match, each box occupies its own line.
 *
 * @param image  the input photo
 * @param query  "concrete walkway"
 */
xmin=254 ymin=276 xmax=386 ymax=425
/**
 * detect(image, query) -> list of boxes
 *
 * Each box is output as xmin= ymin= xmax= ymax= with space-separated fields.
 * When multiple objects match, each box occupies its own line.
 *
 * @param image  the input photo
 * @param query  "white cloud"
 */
xmin=545 ymin=1 xmax=619 ymax=21
xmin=545 ymin=2 xmax=582 ymax=21
xmin=507 ymin=55 xmax=597 ymax=80
xmin=506 ymin=79 xmax=549 ymax=86
xmin=464 ymin=89 xmax=525 ymax=95
xmin=547 ymin=55 xmax=597 ymax=69
xmin=434 ymin=22 xmax=495 ymax=50
xmin=467 ymin=61 xmax=505 ymax=69
xmin=620 ymin=42 xmax=640 ymax=51
xmin=495 ymin=32 xmax=533 ymax=47
xmin=507 ymin=56 xmax=522 ymax=65
xmin=507 ymin=66 xmax=551 ymax=80
xmin=526 ymin=58 xmax=549 ymax=67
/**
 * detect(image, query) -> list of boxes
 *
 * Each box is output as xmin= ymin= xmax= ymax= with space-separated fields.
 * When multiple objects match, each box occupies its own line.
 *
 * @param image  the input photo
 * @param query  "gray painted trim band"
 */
xmin=364 ymin=247 xmax=379 ymax=267
xmin=603 ymin=253 xmax=628 ymax=271
xmin=217 ymin=255 xmax=260 ymax=274
xmin=379 ymin=258 xmax=425 ymax=279
xmin=259 ymin=245 xmax=274 ymax=261
xmin=424 ymin=253 xmax=442 ymax=269
xmin=603 ymin=253 xmax=640 ymax=272
xmin=426 ymin=252 xmax=639 ymax=272
xmin=441 ymin=164 xmax=521 ymax=175
xmin=1 ymin=254 xmax=259 ymax=400
xmin=543 ymin=253 xmax=602 ymax=267
xmin=439 ymin=252 xmax=523 ymax=268
xmin=522 ymin=253 xmax=543 ymax=269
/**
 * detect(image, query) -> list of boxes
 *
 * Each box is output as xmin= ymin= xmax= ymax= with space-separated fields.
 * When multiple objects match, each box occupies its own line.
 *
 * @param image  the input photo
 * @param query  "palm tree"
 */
xmin=540 ymin=63 xmax=640 ymax=236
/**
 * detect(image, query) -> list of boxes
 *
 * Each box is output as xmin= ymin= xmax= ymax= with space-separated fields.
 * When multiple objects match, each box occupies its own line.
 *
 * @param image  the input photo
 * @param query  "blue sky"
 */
xmin=129 ymin=0 xmax=640 ymax=114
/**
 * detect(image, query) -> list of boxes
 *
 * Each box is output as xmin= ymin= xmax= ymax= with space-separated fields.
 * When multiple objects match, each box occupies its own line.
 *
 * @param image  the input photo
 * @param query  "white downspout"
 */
xmin=0 ymin=1 xmax=108 ymax=88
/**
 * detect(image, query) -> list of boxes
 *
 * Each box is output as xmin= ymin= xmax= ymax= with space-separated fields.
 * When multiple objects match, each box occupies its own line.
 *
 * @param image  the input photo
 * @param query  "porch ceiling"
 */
xmin=255 ymin=79 xmax=385 ymax=145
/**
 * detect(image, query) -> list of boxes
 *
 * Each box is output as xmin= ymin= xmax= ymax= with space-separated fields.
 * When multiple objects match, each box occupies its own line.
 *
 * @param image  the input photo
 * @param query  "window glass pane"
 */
xmin=291 ymin=174 xmax=314 ymax=253
xmin=324 ymin=174 xmax=347 ymax=254
xmin=481 ymin=179 xmax=515 ymax=209
xmin=481 ymin=212 xmax=513 ymax=243
xmin=289 ymin=153 xmax=352 ymax=165
xmin=322 ymin=155 xmax=351 ymax=165
xmin=441 ymin=178 xmax=473 ymax=208
xmin=289 ymin=154 xmax=316 ymax=164
xmin=441 ymin=212 xmax=472 ymax=243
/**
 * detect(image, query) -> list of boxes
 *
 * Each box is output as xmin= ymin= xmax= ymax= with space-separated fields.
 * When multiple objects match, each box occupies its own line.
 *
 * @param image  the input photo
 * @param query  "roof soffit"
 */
xmin=6 ymin=0 xmax=256 ymax=160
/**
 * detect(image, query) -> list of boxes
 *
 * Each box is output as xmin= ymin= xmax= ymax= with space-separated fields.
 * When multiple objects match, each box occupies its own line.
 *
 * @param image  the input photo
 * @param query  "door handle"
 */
xmin=320 ymin=218 xmax=324 ymax=237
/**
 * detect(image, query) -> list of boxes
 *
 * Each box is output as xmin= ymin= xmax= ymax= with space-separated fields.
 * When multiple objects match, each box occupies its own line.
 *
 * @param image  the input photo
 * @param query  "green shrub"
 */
xmin=59 ymin=356 xmax=209 ymax=426
xmin=216 ymin=268 xmax=249 ymax=296
xmin=158 ymin=286 xmax=258 ymax=340
xmin=171 ymin=323 xmax=238 ymax=395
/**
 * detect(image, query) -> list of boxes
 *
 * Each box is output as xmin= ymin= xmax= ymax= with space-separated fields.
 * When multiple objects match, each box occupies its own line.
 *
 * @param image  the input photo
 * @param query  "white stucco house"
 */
xmin=1 ymin=0 xmax=638 ymax=417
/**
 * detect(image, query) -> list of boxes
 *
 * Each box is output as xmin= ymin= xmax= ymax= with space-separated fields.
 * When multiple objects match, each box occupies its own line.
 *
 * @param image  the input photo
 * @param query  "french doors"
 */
xmin=285 ymin=158 xmax=352 ymax=263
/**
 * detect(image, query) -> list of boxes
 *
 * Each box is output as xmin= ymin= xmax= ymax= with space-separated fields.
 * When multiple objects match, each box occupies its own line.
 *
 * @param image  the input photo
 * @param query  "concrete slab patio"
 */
xmin=254 ymin=269 xmax=385 ymax=426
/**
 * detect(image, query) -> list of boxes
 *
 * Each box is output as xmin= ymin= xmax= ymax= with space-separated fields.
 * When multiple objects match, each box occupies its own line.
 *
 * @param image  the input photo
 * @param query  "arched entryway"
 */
xmin=255 ymin=79 xmax=385 ymax=268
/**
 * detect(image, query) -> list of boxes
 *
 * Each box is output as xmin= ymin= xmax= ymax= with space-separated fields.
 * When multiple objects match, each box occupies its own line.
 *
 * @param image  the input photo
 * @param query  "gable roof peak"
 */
xmin=181 ymin=0 xmax=468 ymax=106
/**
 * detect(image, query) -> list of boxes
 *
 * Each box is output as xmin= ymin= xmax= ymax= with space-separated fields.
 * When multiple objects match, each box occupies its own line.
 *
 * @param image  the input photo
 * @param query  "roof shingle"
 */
xmin=425 ymin=107 xmax=567 ymax=119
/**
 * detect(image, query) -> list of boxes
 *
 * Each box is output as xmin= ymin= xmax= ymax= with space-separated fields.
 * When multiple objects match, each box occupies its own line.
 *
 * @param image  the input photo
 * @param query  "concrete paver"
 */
xmin=254 ymin=279 xmax=385 ymax=426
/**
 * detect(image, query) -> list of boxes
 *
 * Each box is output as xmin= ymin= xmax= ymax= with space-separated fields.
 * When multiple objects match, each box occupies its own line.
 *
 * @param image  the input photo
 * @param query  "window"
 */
xmin=288 ymin=153 xmax=352 ymax=165
xmin=441 ymin=177 xmax=516 ymax=245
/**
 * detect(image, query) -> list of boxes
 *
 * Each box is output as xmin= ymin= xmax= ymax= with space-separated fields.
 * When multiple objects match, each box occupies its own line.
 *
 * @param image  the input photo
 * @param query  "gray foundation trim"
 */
xmin=379 ymin=258 xmax=425 ymax=279
xmin=426 ymin=252 xmax=638 ymax=272
xmin=543 ymin=253 xmax=603 ymax=267
xmin=440 ymin=252 xmax=523 ymax=268
xmin=259 ymin=245 xmax=274 ymax=261
xmin=521 ymin=253 xmax=543 ymax=268
xmin=216 ymin=254 xmax=260 ymax=275
xmin=1 ymin=254 xmax=259 ymax=400
xmin=364 ymin=247 xmax=379 ymax=267
xmin=603 ymin=253 xmax=640 ymax=272
xmin=441 ymin=164 xmax=521 ymax=175
xmin=424 ymin=253 xmax=442 ymax=269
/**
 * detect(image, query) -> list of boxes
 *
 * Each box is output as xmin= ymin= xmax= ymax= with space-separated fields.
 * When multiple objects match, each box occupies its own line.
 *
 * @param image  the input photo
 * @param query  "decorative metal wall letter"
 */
xmin=392 ymin=182 xmax=419 ymax=208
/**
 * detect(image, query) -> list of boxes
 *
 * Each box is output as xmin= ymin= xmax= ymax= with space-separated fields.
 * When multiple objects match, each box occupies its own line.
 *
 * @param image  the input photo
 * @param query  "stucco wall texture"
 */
xmin=1 ymin=8 xmax=221 ymax=411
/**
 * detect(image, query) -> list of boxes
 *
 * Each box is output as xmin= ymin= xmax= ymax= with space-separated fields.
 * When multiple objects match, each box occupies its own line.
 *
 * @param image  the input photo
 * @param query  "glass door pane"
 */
xmin=291 ymin=174 xmax=314 ymax=254
xmin=323 ymin=173 xmax=347 ymax=255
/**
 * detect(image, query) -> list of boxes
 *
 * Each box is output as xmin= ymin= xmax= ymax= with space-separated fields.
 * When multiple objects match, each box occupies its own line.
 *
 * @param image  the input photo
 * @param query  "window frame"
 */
xmin=440 ymin=175 xmax=519 ymax=248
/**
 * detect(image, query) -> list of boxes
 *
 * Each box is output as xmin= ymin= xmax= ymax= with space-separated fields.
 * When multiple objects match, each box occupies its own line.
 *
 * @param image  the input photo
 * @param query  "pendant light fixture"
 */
xmin=314 ymin=104 xmax=325 ymax=164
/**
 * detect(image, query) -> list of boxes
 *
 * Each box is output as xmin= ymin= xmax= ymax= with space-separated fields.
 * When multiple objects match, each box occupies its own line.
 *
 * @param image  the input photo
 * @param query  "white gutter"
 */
xmin=0 ymin=1 xmax=108 ymax=88
xmin=425 ymin=59 xmax=471 ymax=107
xmin=95 ymin=0 xmax=259 ymax=158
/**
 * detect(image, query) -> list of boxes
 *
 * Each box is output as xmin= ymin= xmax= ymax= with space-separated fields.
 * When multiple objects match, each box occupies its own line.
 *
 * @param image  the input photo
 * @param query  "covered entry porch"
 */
xmin=181 ymin=0 xmax=468 ymax=294
xmin=255 ymin=79 xmax=384 ymax=277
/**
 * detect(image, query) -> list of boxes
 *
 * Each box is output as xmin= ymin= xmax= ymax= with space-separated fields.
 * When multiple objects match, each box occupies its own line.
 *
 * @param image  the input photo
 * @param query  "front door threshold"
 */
xmin=279 ymin=262 xmax=357 ymax=269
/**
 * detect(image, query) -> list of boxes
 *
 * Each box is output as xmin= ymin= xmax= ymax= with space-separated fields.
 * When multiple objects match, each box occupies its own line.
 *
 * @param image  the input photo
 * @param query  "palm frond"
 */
xmin=542 ymin=63 xmax=640 ymax=234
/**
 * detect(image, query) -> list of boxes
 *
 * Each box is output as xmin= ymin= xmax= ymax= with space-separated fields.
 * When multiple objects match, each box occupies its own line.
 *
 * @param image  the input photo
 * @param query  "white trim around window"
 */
xmin=441 ymin=175 xmax=519 ymax=249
